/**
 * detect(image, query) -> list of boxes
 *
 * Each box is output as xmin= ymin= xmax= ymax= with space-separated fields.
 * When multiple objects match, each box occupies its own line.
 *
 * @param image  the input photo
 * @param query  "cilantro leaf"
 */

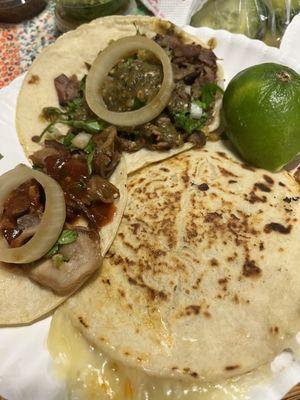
xmin=52 ymin=254 xmax=69 ymax=269
xmin=59 ymin=120 xmax=105 ymax=133
xmin=201 ymin=83 xmax=224 ymax=109
xmin=173 ymin=112 xmax=204 ymax=134
xmin=87 ymin=152 xmax=94 ymax=175
xmin=42 ymin=107 xmax=66 ymax=121
xmin=46 ymin=244 xmax=59 ymax=257
xmin=57 ymin=230 xmax=78 ymax=245
xmin=84 ymin=140 xmax=95 ymax=154
xmin=62 ymin=132 xmax=76 ymax=147
xmin=46 ymin=230 xmax=78 ymax=258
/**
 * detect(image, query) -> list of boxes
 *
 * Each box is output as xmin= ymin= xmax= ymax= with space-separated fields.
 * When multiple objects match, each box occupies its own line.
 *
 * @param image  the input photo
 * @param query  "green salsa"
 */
xmin=57 ymin=0 xmax=128 ymax=21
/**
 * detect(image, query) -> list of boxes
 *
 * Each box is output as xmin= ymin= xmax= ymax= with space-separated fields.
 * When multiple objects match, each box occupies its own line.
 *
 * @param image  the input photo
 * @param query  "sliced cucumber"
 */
xmin=191 ymin=0 xmax=268 ymax=39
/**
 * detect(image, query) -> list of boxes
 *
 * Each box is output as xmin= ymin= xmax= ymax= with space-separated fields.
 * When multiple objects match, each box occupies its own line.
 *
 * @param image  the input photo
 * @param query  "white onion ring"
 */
xmin=0 ymin=164 xmax=66 ymax=264
xmin=85 ymin=36 xmax=174 ymax=127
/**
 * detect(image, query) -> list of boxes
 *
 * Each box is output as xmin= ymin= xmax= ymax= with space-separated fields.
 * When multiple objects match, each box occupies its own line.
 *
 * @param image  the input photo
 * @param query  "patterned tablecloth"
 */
xmin=0 ymin=0 xmax=149 ymax=89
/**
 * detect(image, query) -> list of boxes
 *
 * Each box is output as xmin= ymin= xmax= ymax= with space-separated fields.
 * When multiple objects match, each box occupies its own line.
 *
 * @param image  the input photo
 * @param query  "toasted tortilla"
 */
xmin=0 ymin=157 xmax=127 ymax=326
xmin=16 ymin=15 xmax=223 ymax=175
xmin=61 ymin=140 xmax=300 ymax=383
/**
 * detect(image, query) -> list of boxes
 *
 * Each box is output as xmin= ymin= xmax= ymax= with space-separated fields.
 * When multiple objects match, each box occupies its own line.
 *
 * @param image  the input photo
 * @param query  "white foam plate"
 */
xmin=0 ymin=26 xmax=300 ymax=400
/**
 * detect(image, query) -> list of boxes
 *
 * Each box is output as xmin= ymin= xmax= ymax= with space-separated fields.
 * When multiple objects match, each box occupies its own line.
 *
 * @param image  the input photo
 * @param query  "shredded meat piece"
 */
xmin=155 ymin=31 xmax=217 ymax=88
xmin=188 ymin=132 xmax=206 ymax=148
xmin=29 ymin=139 xmax=120 ymax=230
xmin=85 ymin=175 xmax=120 ymax=204
xmin=92 ymin=126 xmax=122 ymax=179
xmin=118 ymin=134 xmax=145 ymax=153
xmin=0 ymin=180 xmax=43 ymax=246
xmin=54 ymin=74 xmax=79 ymax=106
xmin=140 ymin=115 xmax=183 ymax=150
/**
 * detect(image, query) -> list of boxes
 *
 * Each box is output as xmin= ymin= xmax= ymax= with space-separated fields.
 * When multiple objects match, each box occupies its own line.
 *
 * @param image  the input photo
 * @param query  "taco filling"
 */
xmin=0 ymin=134 xmax=120 ymax=295
xmin=35 ymin=30 xmax=222 ymax=171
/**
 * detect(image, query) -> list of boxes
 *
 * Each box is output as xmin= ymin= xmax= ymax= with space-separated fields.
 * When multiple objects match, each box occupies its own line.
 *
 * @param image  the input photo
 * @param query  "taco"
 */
xmin=16 ymin=15 xmax=223 ymax=174
xmin=0 ymin=156 xmax=127 ymax=325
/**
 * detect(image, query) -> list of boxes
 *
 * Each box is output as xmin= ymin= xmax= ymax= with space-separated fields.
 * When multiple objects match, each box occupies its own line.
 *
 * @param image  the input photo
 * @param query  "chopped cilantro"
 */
xmin=62 ymin=131 xmax=75 ymax=146
xmin=52 ymin=254 xmax=69 ymax=269
xmin=46 ymin=230 xmax=78 ymax=259
xmin=200 ymin=83 xmax=224 ymax=109
xmin=33 ymin=122 xmax=55 ymax=143
xmin=46 ymin=243 xmax=59 ymax=257
xmin=59 ymin=120 xmax=104 ymax=133
xmin=87 ymin=152 xmax=94 ymax=175
xmin=84 ymin=140 xmax=95 ymax=154
xmin=57 ymin=230 xmax=78 ymax=245
xmin=42 ymin=107 xmax=65 ymax=121
xmin=173 ymin=112 xmax=205 ymax=134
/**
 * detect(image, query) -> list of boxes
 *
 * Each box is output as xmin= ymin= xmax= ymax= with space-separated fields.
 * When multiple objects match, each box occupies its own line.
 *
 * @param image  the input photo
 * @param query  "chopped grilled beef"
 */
xmin=155 ymin=31 xmax=217 ymax=89
xmin=54 ymin=74 xmax=79 ymax=106
xmin=168 ymin=81 xmax=190 ymax=114
xmin=141 ymin=115 xmax=183 ymax=151
xmin=85 ymin=175 xmax=119 ymax=204
xmin=118 ymin=133 xmax=146 ymax=153
xmin=0 ymin=180 xmax=43 ymax=246
xmin=92 ymin=126 xmax=122 ymax=179
xmin=188 ymin=132 xmax=206 ymax=148
xmin=29 ymin=140 xmax=120 ymax=229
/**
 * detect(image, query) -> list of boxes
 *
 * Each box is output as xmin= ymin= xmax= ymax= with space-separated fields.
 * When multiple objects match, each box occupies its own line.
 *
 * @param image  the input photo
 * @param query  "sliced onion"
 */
xmin=0 ymin=164 xmax=66 ymax=264
xmin=71 ymin=132 xmax=92 ymax=149
xmin=85 ymin=36 xmax=174 ymax=127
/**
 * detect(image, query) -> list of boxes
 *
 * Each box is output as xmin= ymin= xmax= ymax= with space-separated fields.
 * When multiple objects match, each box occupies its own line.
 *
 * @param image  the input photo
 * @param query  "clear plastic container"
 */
xmin=56 ymin=0 xmax=128 ymax=21
xmin=0 ymin=0 xmax=47 ymax=23
xmin=191 ymin=0 xmax=300 ymax=47
xmin=55 ymin=0 xmax=129 ymax=32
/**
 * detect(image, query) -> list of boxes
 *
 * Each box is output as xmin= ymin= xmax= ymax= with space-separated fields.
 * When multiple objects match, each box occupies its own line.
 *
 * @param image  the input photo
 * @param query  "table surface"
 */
xmin=0 ymin=0 xmax=149 ymax=89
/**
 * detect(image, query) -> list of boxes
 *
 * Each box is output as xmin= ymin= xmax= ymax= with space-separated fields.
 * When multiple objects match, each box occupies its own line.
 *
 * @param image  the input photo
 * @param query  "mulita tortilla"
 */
xmin=61 ymin=140 xmax=300 ymax=383
xmin=16 ymin=15 xmax=223 ymax=175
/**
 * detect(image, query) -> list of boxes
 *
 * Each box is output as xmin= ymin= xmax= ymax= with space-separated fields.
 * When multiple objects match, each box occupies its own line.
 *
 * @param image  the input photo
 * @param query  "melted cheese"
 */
xmin=48 ymin=310 xmax=271 ymax=400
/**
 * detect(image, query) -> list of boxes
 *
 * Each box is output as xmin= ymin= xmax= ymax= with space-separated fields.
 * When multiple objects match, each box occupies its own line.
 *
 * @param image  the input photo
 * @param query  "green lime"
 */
xmin=223 ymin=63 xmax=300 ymax=171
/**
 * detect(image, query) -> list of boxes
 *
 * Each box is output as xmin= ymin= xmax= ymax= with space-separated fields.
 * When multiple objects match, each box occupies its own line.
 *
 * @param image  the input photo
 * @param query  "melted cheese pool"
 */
xmin=48 ymin=309 xmax=271 ymax=400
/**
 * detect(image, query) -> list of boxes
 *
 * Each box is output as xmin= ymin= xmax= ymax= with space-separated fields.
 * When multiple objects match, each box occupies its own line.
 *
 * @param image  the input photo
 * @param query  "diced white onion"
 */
xmin=71 ymin=133 xmax=92 ymax=149
xmin=190 ymin=102 xmax=203 ymax=119
xmin=184 ymin=85 xmax=192 ymax=95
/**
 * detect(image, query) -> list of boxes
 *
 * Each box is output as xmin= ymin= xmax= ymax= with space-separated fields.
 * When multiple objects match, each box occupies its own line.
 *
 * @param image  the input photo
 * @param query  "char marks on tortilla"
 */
xmin=62 ymin=140 xmax=300 ymax=382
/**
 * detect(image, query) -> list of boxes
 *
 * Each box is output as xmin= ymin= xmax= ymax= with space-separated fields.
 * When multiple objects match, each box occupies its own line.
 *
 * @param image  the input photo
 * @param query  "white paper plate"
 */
xmin=0 ymin=27 xmax=300 ymax=400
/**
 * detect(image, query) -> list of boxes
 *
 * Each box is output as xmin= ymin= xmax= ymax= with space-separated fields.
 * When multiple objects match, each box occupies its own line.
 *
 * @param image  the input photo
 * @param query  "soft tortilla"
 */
xmin=61 ymin=140 xmax=300 ymax=382
xmin=0 ymin=157 xmax=127 ymax=326
xmin=16 ymin=15 xmax=223 ymax=175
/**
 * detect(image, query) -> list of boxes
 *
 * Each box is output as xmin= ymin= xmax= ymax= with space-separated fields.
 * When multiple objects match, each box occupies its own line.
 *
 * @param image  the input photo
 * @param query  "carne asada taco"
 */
xmin=16 ymin=15 xmax=223 ymax=175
